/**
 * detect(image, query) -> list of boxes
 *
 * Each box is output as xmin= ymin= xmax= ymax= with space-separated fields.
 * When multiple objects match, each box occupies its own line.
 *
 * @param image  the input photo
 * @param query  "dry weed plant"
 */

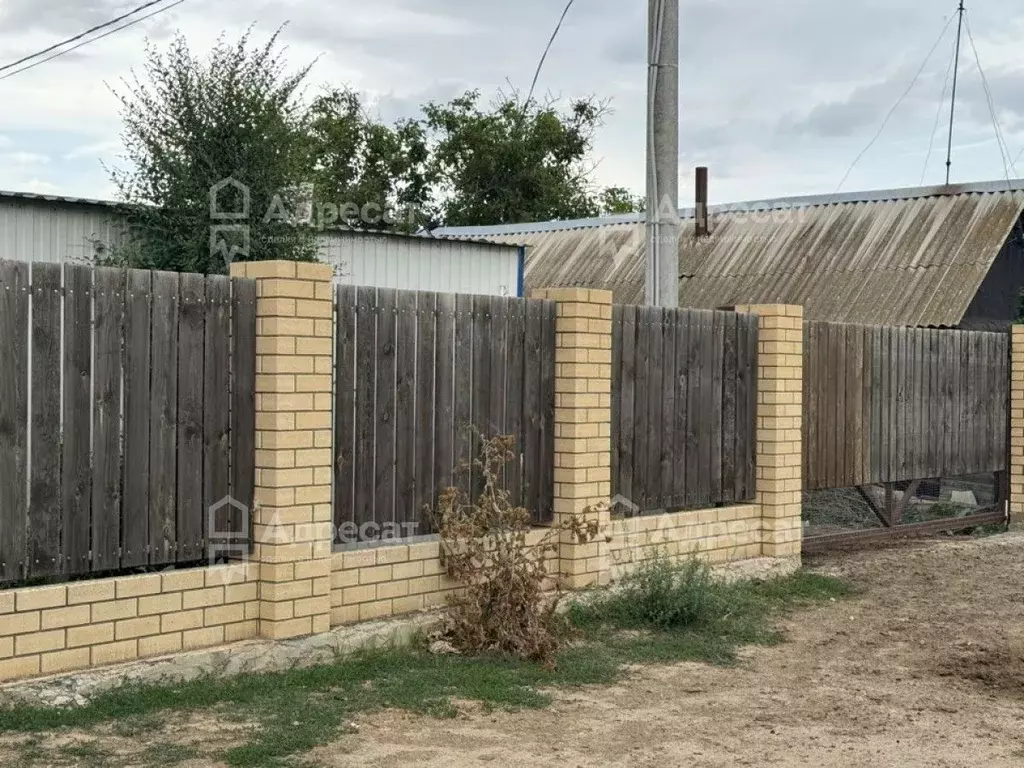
xmin=432 ymin=434 xmax=602 ymax=666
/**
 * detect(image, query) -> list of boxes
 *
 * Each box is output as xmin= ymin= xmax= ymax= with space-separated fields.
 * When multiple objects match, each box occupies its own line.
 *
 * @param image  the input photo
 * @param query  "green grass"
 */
xmin=0 ymin=565 xmax=851 ymax=768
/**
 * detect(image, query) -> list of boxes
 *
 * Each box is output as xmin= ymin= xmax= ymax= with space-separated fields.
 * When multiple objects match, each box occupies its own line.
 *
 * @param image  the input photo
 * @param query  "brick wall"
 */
xmin=0 ymin=564 xmax=258 ymax=681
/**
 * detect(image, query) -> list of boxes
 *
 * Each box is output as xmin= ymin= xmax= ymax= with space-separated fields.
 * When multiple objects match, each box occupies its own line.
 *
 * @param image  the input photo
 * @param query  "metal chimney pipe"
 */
xmin=695 ymin=166 xmax=709 ymax=237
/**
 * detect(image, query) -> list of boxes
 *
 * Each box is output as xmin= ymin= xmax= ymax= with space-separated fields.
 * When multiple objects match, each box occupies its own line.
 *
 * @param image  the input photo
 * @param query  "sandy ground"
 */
xmin=6 ymin=534 xmax=1024 ymax=766
xmin=312 ymin=534 xmax=1024 ymax=767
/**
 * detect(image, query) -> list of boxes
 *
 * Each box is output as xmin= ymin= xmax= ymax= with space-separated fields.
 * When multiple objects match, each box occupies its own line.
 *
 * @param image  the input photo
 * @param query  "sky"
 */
xmin=1 ymin=0 xmax=1024 ymax=208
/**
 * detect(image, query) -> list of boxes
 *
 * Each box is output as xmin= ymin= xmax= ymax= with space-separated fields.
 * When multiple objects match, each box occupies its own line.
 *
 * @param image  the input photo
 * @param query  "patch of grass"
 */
xmin=0 ymin=566 xmax=850 ymax=768
xmin=139 ymin=742 xmax=200 ymax=766
xmin=110 ymin=712 xmax=164 ymax=738
xmin=55 ymin=741 xmax=112 ymax=767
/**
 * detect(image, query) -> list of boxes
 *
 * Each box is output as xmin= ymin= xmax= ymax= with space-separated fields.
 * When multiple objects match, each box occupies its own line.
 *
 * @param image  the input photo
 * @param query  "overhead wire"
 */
xmin=524 ymin=0 xmax=577 ymax=107
xmin=921 ymin=32 xmax=958 ymax=185
xmin=0 ymin=0 xmax=179 ymax=75
xmin=0 ymin=0 xmax=186 ymax=81
xmin=963 ymin=12 xmax=1017 ymax=182
xmin=835 ymin=13 xmax=955 ymax=192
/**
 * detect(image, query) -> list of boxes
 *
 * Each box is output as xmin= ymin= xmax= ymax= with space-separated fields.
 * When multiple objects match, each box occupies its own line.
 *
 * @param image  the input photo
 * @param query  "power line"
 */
xmin=0 ymin=0 xmax=177 ymax=75
xmin=0 ymin=0 xmax=186 ymax=82
xmin=920 ymin=30 xmax=958 ymax=185
xmin=963 ymin=12 xmax=1017 ymax=181
xmin=835 ymin=13 xmax=955 ymax=193
xmin=525 ymin=0 xmax=577 ymax=107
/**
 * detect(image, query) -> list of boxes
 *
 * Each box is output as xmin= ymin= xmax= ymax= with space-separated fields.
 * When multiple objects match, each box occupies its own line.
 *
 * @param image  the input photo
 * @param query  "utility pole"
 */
xmin=945 ymin=0 xmax=966 ymax=185
xmin=645 ymin=0 xmax=679 ymax=308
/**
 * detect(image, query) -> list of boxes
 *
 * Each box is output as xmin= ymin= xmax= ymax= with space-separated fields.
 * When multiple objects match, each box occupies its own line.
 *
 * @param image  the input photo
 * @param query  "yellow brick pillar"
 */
xmin=736 ymin=304 xmax=804 ymax=561
xmin=532 ymin=288 xmax=613 ymax=588
xmin=1010 ymin=326 xmax=1024 ymax=516
xmin=229 ymin=260 xmax=334 ymax=639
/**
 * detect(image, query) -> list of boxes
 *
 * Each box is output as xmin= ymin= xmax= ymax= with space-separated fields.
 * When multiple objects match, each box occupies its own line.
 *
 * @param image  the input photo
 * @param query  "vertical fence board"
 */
xmin=374 ymin=289 xmax=398 ymax=530
xmin=61 ymin=265 xmax=92 ymax=576
xmin=414 ymin=292 xmax=437 ymax=528
xmin=176 ymin=273 xmax=206 ymax=563
xmin=660 ymin=311 xmax=677 ymax=506
xmin=230 ymin=277 xmax=256 ymax=546
xmin=149 ymin=272 xmax=179 ymax=564
xmin=0 ymin=260 xmax=29 ymax=581
xmin=611 ymin=305 xmax=622 ymax=500
xmin=736 ymin=314 xmax=756 ymax=500
xmin=860 ymin=325 xmax=872 ymax=486
xmin=504 ymin=297 xmax=525 ymax=507
xmin=697 ymin=311 xmax=716 ymax=506
xmin=203 ymin=276 xmax=231 ymax=558
xmin=122 ymin=270 xmax=152 ymax=568
xmin=28 ymin=263 xmax=62 ymax=578
xmin=92 ymin=268 xmax=124 ymax=572
xmin=633 ymin=306 xmax=651 ymax=511
xmin=394 ymin=291 xmax=417 ymax=525
xmin=720 ymin=311 xmax=737 ymax=504
xmin=353 ymin=287 xmax=378 ymax=530
xmin=846 ymin=324 xmax=862 ymax=486
xmin=618 ymin=305 xmax=637 ymax=508
xmin=537 ymin=299 xmax=557 ymax=521
xmin=646 ymin=307 xmax=664 ymax=508
xmin=471 ymin=295 xmax=493 ymax=496
xmin=489 ymin=295 xmax=509 ymax=440
xmin=433 ymin=293 xmax=456 ymax=501
xmin=674 ymin=311 xmax=690 ymax=505
xmin=453 ymin=293 xmax=474 ymax=501
xmin=522 ymin=299 xmax=543 ymax=515
xmin=334 ymin=285 xmax=357 ymax=533
xmin=803 ymin=323 xmax=814 ymax=489
xmin=709 ymin=311 xmax=725 ymax=503
xmin=684 ymin=310 xmax=703 ymax=507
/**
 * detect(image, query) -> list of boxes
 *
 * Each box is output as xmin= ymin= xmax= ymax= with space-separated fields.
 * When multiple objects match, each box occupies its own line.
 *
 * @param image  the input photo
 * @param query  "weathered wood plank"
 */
xmin=353 ymin=286 xmax=377 ymax=533
xmin=521 ymin=298 xmax=543 ymax=516
xmin=92 ymin=268 xmax=125 ymax=571
xmin=504 ymin=297 xmax=526 ymax=507
xmin=537 ymin=299 xmax=557 ymax=521
xmin=861 ymin=325 xmax=873 ymax=486
xmin=470 ymin=295 xmax=493 ymax=496
xmin=414 ymin=292 xmax=437 ymax=529
xmin=720 ymin=311 xmax=738 ymax=504
xmin=61 ymin=265 xmax=92 ymax=576
xmin=176 ymin=273 xmax=206 ymax=563
xmin=847 ymin=324 xmax=863 ymax=486
xmin=149 ymin=272 xmax=179 ymax=564
xmin=489 ymin=295 xmax=509 ymax=439
xmin=684 ymin=310 xmax=702 ymax=506
xmin=203 ymin=276 xmax=232 ymax=557
xmin=736 ymin=313 xmax=755 ymax=500
xmin=709 ymin=311 xmax=725 ymax=502
xmin=394 ymin=290 xmax=417 ymax=527
xmin=698 ymin=310 xmax=716 ymax=506
xmin=870 ymin=325 xmax=882 ymax=484
xmin=618 ymin=304 xmax=637 ymax=509
xmin=433 ymin=293 xmax=456 ymax=506
xmin=374 ymin=288 xmax=398 ymax=532
xmin=674 ymin=310 xmax=690 ymax=505
xmin=660 ymin=309 xmax=677 ymax=506
xmin=0 ymin=260 xmax=29 ymax=582
xmin=229 ymin=276 xmax=256 ymax=549
xmin=646 ymin=307 xmax=664 ymax=508
xmin=803 ymin=322 xmax=814 ymax=489
xmin=911 ymin=328 xmax=924 ymax=480
xmin=633 ymin=305 xmax=651 ymax=510
xmin=28 ymin=263 xmax=62 ymax=577
xmin=453 ymin=293 xmax=474 ymax=502
xmin=333 ymin=285 xmax=357 ymax=537
xmin=122 ymin=270 xmax=153 ymax=568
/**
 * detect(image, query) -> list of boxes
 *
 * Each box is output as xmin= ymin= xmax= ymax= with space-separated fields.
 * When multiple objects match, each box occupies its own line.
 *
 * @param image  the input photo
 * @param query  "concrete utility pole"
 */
xmin=645 ymin=0 xmax=680 ymax=308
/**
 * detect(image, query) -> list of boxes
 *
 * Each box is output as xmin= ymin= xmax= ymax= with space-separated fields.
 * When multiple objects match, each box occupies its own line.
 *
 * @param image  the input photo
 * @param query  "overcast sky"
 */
xmin=1 ymin=0 xmax=1023 ymax=208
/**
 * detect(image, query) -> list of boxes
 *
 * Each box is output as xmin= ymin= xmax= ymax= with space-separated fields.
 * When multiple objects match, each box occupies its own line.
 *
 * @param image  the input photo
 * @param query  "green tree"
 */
xmin=423 ymin=91 xmax=607 ymax=227
xmin=110 ymin=27 xmax=317 ymax=273
xmin=305 ymin=88 xmax=433 ymax=231
xmin=600 ymin=186 xmax=645 ymax=215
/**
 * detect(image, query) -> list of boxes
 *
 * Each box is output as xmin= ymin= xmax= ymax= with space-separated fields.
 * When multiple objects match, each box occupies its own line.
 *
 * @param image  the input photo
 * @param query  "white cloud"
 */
xmin=0 ymin=152 xmax=50 ymax=165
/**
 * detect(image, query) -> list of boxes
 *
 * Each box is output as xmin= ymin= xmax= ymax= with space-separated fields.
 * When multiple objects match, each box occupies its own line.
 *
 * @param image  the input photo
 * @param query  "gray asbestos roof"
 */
xmin=435 ymin=180 xmax=1024 ymax=327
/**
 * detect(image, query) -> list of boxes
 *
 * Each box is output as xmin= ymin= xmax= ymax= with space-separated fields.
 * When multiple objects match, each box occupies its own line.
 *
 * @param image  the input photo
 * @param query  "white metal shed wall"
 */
xmin=0 ymin=195 xmax=524 ymax=297
xmin=318 ymin=230 xmax=522 ymax=296
xmin=0 ymin=198 xmax=126 ymax=266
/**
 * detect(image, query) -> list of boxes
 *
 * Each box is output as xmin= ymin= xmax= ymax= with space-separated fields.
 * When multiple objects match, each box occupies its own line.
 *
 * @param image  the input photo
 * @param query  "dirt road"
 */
xmin=315 ymin=534 xmax=1024 ymax=767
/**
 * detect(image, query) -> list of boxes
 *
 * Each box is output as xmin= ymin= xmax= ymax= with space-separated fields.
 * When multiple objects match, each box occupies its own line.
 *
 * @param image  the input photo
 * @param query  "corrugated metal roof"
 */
xmin=436 ymin=180 xmax=1024 ymax=327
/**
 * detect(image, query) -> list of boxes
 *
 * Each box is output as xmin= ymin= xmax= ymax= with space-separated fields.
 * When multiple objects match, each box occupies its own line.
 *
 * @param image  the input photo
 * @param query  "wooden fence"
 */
xmin=0 ymin=262 xmax=256 ymax=582
xmin=333 ymin=286 xmax=557 ymax=541
xmin=611 ymin=306 xmax=759 ymax=512
xmin=802 ymin=321 xmax=1008 ymax=491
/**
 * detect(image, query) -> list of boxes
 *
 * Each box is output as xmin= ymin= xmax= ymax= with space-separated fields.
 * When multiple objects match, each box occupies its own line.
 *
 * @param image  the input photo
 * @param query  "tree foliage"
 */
xmin=600 ymin=186 xmax=645 ymax=215
xmin=423 ymin=91 xmax=607 ymax=227
xmin=110 ymin=27 xmax=317 ymax=273
xmin=306 ymin=87 xmax=432 ymax=231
